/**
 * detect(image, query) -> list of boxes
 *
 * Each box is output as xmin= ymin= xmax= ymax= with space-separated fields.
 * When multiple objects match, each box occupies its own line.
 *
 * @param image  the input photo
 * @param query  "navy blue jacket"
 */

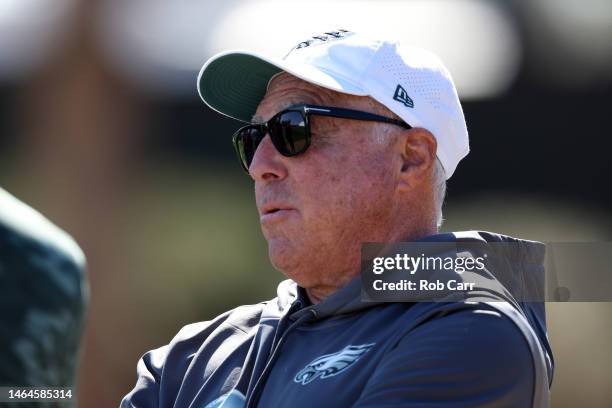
xmin=122 ymin=231 xmax=554 ymax=407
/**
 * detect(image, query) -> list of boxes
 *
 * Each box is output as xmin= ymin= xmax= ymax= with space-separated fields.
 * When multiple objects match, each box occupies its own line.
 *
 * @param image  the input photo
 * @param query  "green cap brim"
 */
xmin=197 ymin=52 xmax=283 ymax=123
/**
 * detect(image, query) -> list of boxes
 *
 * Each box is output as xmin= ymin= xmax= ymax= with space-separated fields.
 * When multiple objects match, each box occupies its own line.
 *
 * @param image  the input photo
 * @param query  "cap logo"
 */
xmin=393 ymin=84 xmax=414 ymax=108
xmin=291 ymin=29 xmax=352 ymax=51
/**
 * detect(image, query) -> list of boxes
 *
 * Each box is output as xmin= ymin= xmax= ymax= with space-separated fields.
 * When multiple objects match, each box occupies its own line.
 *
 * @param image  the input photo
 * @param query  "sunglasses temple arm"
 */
xmin=306 ymin=107 xmax=411 ymax=129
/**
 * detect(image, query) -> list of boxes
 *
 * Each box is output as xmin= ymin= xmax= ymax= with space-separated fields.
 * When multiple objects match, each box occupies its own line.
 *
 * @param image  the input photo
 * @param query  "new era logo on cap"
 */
xmin=393 ymin=84 xmax=414 ymax=108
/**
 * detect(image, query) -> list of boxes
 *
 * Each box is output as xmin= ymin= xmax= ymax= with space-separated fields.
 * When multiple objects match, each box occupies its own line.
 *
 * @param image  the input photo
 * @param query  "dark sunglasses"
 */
xmin=232 ymin=104 xmax=412 ymax=173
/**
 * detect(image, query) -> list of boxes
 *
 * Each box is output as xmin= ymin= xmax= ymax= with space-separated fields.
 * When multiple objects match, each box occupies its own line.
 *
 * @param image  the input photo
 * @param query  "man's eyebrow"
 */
xmin=251 ymin=101 xmax=311 ymax=124
xmin=251 ymin=114 xmax=265 ymax=124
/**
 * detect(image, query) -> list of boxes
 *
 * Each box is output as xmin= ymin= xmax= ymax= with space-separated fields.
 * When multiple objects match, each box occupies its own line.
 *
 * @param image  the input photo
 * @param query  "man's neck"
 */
xmin=303 ymin=227 xmax=439 ymax=305
xmin=305 ymin=282 xmax=347 ymax=304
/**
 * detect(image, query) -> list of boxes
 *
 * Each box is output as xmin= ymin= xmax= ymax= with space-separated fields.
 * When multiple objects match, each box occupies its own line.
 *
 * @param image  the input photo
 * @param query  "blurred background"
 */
xmin=0 ymin=0 xmax=611 ymax=406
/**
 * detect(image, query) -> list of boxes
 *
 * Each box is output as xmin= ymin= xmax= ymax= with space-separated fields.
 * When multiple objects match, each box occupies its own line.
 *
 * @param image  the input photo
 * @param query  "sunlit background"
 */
xmin=0 ymin=0 xmax=611 ymax=406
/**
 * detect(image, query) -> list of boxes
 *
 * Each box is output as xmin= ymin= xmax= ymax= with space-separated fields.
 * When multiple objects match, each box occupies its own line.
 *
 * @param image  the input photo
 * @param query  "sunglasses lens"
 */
xmin=269 ymin=111 xmax=308 ymax=156
xmin=233 ymin=110 xmax=309 ymax=173
xmin=235 ymin=126 xmax=264 ymax=171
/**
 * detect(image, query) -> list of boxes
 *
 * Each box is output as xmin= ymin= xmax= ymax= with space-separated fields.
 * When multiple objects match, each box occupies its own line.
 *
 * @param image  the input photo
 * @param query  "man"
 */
xmin=0 ymin=188 xmax=88 ymax=407
xmin=122 ymin=30 xmax=554 ymax=407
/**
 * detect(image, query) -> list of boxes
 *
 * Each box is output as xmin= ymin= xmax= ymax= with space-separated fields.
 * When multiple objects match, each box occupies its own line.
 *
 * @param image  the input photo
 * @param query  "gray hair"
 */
xmin=433 ymin=158 xmax=446 ymax=229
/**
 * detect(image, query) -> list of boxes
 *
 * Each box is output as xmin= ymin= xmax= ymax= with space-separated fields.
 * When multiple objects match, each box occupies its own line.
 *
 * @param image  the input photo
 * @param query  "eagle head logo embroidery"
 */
xmin=293 ymin=343 xmax=375 ymax=385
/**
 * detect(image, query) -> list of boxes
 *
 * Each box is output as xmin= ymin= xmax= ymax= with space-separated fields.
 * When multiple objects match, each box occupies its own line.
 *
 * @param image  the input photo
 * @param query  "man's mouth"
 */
xmin=260 ymin=204 xmax=296 ymax=223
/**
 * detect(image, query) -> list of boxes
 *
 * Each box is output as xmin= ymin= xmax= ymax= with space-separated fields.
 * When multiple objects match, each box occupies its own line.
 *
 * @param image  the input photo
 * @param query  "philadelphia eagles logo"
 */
xmin=293 ymin=343 xmax=375 ymax=385
xmin=293 ymin=29 xmax=352 ymax=50
xmin=284 ymin=29 xmax=353 ymax=58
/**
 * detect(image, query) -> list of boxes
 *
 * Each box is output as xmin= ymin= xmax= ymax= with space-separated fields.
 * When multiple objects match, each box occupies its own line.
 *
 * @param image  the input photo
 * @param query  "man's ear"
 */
xmin=397 ymin=127 xmax=437 ymax=193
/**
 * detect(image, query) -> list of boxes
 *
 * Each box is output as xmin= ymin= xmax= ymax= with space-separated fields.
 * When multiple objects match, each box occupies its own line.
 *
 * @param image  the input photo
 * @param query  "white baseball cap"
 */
xmin=197 ymin=30 xmax=469 ymax=179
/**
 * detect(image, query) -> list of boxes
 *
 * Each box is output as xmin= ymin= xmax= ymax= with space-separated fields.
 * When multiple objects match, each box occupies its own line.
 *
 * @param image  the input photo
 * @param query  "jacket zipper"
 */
xmin=245 ymin=308 xmax=317 ymax=408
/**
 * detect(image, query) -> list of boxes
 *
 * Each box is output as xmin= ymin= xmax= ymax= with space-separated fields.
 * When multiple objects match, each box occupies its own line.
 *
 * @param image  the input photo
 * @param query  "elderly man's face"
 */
xmin=251 ymin=73 xmax=409 ymax=297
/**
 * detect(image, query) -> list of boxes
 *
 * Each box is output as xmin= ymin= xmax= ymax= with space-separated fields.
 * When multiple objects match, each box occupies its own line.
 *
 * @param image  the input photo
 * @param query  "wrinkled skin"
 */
xmin=251 ymin=73 xmax=438 ymax=303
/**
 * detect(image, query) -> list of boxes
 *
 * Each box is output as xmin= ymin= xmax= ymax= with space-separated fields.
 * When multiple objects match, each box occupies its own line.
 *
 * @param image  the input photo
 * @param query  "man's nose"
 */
xmin=249 ymin=134 xmax=288 ymax=181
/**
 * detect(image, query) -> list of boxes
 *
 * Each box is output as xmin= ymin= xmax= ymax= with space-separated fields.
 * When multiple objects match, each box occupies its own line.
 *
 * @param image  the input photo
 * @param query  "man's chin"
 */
xmin=268 ymin=242 xmax=297 ymax=273
xmin=268 ymin=242 xmax=311 ymax=283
